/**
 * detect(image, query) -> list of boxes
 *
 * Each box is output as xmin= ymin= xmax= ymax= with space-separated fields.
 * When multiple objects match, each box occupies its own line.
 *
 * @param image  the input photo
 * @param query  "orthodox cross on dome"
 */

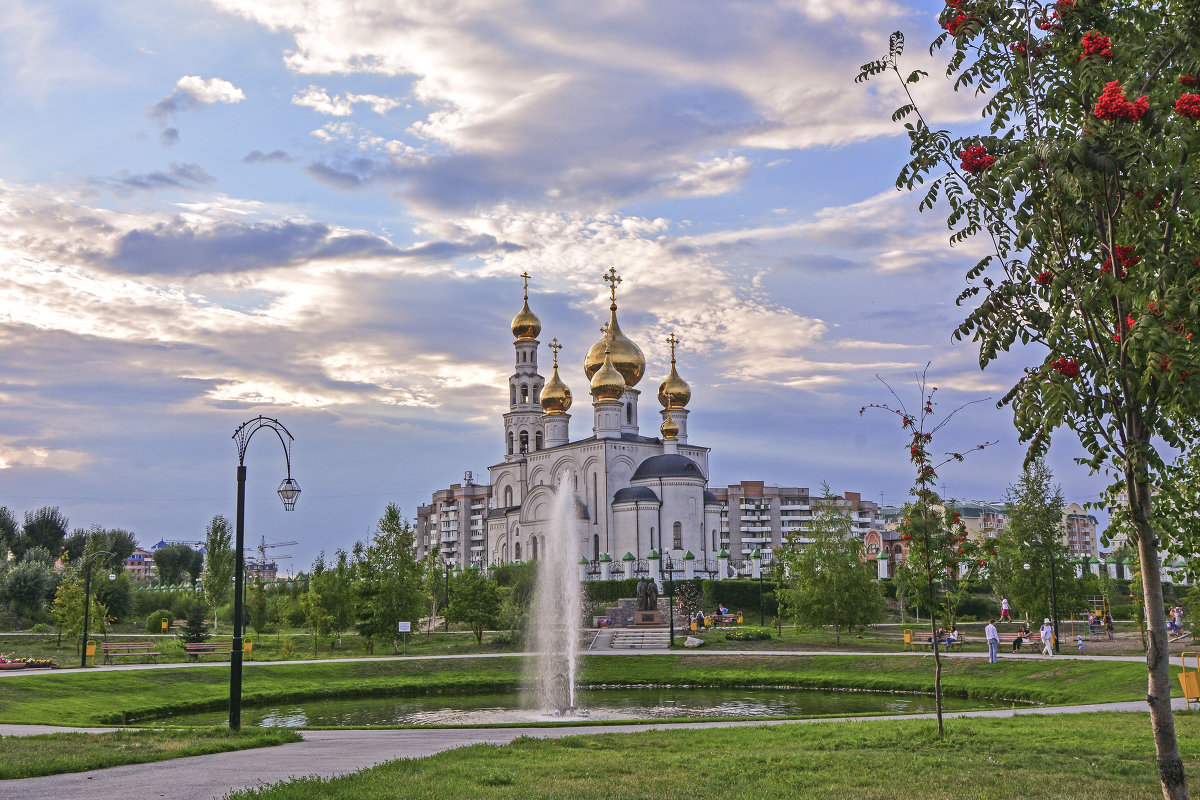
xmin=666 ymin=332 xmax=681 ymax=363
xmin=520 ymin=271 xmax=532 ymax=298
xmin=602 ymin=267 xmax=622 ymax=303
xmin=549 ymin=338 xmax=562 ymax=367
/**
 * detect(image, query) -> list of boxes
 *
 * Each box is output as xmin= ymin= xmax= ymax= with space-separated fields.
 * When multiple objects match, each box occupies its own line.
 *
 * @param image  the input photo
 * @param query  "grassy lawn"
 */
xmin=225 ymin=713 xmax=1200 ymax=800
xmin=0 ymin=629 xmax=519 ymax=667
xmin=0 ymin=653 xmax=1169 ymax=726
xmin=0 ymin=727 xmax=301 ymax=779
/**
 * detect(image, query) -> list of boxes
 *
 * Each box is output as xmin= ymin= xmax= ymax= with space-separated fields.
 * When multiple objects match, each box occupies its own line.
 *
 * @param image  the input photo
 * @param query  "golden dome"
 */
xmin=660 ymin=414 xmax=679 ymax=441
xmin=541 ymin=339 xmax=572 ymax=414
xmin=510 ymin=272 xmax=541 ymax=340
xmin=658 ymin=363 xmax=691 ymax=409
xmin=590 ymin=349 xmax=625 ymax=401
xmin=583 ymin=268 xmax=645 ymax=387
xmin=584 ymin=306 xmax=645 ymax=387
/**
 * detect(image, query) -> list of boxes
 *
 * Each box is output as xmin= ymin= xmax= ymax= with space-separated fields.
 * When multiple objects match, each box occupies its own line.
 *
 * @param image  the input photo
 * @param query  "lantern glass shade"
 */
xmin=277 ymin=477 xmax=302 ymax=510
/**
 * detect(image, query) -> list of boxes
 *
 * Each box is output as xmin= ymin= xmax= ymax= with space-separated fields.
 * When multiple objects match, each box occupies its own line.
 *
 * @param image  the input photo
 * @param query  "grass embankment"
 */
xmin=0 ymin=728 xmax=301 ymax=779
xmin=0 ymin=654 xmax=1165 ymax=726
xmin=225 ymin=713 xmax=1200 ymax=800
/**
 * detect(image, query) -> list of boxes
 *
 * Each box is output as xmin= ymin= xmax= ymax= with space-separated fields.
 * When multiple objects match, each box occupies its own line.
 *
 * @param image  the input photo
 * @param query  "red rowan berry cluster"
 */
xmin=1094 ymin=82 xmax=1149 ymax=121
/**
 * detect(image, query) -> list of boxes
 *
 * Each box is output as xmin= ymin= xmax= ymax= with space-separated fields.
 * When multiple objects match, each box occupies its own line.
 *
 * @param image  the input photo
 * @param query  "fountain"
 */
xmin=526 ymin=473 xmax=584 ymax=714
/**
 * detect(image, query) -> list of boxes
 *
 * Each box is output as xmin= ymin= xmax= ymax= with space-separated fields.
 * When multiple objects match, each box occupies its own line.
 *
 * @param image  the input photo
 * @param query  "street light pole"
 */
xmin=444 ymin=561 xmax=451 ymax=632
xmin=231 ymin=416 xmax=300 ymax=731
xmin=79 ymin=549 xmax=115 ymax=669
xmin=666 ymin=554 xmax=675 ymax=647
xmin=1049 ymin=547 xmax=1060 ymax=654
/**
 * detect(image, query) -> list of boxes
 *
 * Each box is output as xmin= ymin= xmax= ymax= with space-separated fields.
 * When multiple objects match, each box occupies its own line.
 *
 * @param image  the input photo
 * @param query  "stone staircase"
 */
xmin=609 ymin=628 xmax=671 ymax=650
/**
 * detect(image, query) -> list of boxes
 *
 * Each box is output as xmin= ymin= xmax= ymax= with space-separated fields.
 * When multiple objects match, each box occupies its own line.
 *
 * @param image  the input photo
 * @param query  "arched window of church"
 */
xmin=510 ymin=385 xmax=516 ymax=404
xmin=626 ymin=403 xmax=632 ymax=424
xmin=530 ymin=537 xmax=538 ymax=560
xmin=521 ymin=384 xmax=529 ymax=403
xmin=712 ymin=529 xmax=718 ymax=550
xmin=533 ymin=384 xmax=541 ymax=403
xmin=502 ymin=543 xmax=508 ymax=562
xmin=649 ymin=527 xmax=655 ymax=550
xmin=535 ymin=431 xmax=543 ymax=450
xmin=593 ymin=534 xmax=600 ymax=561
xmin=504 ymin=486 xmax=513 ymax=506
xmin=519 ymin=431 xmax=529 ymax=453
xmin=515 ymin=542 xmax=522 ymax=561
xmin=672 ymin=522 xmax=682 ymax=550
xmin=592 ymin=474 xmax=598 ymax=520
xmin=507 ymin=432 xmax=514 ymax=455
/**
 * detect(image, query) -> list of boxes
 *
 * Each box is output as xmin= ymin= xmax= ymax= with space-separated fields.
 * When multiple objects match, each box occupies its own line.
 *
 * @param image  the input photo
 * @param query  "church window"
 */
xmin=507 ymin=432 xmax=514 ymax=455
xmin=519 ymin=431 xmax=529 ymax=453
xmin=511 ymin=385 xmax=516 ymax=404
xmin=672 ymin=522 xmax=682 ymax=550
xmin=712 ymin=530 xmax=718 ymax=550
xmin=626 ymin=403 xmax=632 ymax=424
xmin=504 ymin=486 xmax=513 ymax=507
xmin=593 ymin=534 xmax=600 ymax=561
xmin=649 ymin=527 xmax=655 ymax=550
xmin=521 ymin=384 xmax=529 ymax=403
xmin=533 ymin=384 xmax=541 ymax=402
xmin=502 ymin=544 xmax=508 ymax=563
xmin=530 ymin=537 xmax=538 ymax=560
xmin=535 ymin=431 xmax=543 ymax=450
xmin=592 ymin=474 xmax=598 ymax=520
xmin=515 ymin=542 xmax=522 ymax=561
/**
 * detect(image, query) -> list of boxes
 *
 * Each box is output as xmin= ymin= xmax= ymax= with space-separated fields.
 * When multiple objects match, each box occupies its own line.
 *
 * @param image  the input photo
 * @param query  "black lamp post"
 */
xmin=79 ymin=550 xmax=115 ymax=668
xmin=666 ymin=553 xmax=675 ymax=647
xmin=444 ymin=560 xmax=452 ymax=632
xmin=231 ymin=416 xmax=299 ymax=731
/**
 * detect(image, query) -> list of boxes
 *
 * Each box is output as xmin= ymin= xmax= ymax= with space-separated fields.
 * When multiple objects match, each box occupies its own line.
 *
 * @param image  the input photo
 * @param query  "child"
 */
xmin=1076 ymin=635 xmax=1085 ymax=653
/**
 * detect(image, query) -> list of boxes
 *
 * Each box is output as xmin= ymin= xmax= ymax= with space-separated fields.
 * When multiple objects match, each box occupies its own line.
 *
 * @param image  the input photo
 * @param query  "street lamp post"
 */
xmin=79 ymin=550 xmax=115 ymax=668
xmin=666 ymin=554 xmax=675 ymax=647
xmin=231 ymin=416 xmax=300 ymax=731
xmin=444 ymin=561 xmax=452 ymax=632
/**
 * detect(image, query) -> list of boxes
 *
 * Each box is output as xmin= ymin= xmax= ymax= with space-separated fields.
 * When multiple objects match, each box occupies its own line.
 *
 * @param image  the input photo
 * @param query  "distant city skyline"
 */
xmin=0 ymin=1 xmax=1115 ymax=570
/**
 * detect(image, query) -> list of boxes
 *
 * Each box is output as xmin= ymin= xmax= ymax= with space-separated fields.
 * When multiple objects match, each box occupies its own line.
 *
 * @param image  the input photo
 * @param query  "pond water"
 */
xmin=167 ymin=688 xmax=1021 ymax=727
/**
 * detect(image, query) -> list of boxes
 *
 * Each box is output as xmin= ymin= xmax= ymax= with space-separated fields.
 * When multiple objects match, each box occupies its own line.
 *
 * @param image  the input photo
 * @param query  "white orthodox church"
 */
xmin=482 ymin=269 xmax=722 ymax=569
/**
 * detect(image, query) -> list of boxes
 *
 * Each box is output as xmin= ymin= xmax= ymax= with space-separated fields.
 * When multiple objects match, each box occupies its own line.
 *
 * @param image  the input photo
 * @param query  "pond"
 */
xmin=166 ymin=687 xmax=1022 ymax=727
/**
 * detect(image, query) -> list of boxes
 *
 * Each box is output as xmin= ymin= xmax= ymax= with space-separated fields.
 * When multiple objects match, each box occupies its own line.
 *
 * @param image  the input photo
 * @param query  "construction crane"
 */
xmin=245 ymin=535 xmax=298 ymax=581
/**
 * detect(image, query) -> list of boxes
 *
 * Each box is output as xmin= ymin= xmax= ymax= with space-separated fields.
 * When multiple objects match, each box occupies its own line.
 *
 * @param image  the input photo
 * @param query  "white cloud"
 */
xmin=149 ymin=75 xmax=246 ymax=121
xmin=292 ymin=85 xmax=403 ymax=116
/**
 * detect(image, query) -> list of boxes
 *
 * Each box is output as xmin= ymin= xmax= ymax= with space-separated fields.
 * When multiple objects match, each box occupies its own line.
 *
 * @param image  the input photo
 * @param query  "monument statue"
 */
xmin=636 ymin=578 xmax=649 ymax=610
xmin=646 ymin=579 xmax=658 ymax=610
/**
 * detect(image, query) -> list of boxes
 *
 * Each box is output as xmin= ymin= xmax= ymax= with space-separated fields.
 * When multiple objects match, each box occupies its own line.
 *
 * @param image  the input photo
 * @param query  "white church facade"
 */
xmin=418 ymin=270 xmax=724 ymax=572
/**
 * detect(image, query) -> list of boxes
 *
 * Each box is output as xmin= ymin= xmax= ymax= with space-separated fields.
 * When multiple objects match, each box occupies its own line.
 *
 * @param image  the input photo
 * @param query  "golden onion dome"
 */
xmin=583 ymin=305 xmax=645 ymax=387
xmin=541 ymin=366 xmax=572 ymax=415
xmin=590 ymin=349 xmax=625 ymax=401
xmin=511 ymin=296 xmax=541 ymax=341
xmin=657 ymin=362 xmax=691 ymax=409
xmin=660 ymin=414 xmax=679 ymax=441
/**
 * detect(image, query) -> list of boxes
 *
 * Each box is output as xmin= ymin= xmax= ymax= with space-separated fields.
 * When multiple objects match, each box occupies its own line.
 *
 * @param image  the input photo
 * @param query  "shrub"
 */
xmin=701 ymin=580 xmax=777 ymax=615
xmin=30 ymin=623 xmax=52 ymax=634
xmin=145 ymin=609 xmax=174 ymax=634
xmin=879 ymin=578 xmax=897 ymax=599
xmin=584 ymin=578 xmax=642 ymax=604
xmin=725 ymin=627 xmax=773 ymax=641
xmin=955 ymin=596 xmax=996 ymax=621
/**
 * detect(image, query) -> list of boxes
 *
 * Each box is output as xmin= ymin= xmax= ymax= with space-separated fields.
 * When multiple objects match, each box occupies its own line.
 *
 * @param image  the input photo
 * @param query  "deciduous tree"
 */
xmin=445 ymin=567 xmax=501 ymax=645
xmin=201 ymin=516 xmax=235 ymax=633
xmin=776 ymin=485 xmax=884 ymax=645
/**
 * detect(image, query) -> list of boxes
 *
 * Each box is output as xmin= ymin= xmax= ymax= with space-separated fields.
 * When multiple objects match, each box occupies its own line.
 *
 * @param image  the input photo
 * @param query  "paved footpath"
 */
xmin=0 ymin=698 xmax=1188 ymax=800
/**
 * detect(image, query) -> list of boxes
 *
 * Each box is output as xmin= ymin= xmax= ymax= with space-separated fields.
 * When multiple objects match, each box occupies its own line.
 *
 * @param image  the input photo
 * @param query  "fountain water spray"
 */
xmin=527 ymin=472 xmax=583 ymax=713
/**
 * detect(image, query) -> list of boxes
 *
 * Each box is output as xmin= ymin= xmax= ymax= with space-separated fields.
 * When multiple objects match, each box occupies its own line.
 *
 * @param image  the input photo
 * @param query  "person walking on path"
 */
xmin=1104 ymin=612 xmax=1114 ymax=642
xmin=1000 ymin=597 xmax=1011 ymax=622
xmin=1040 ymin=618 xmax=1054 ymax=656
xmin=985 ymin=618 xmax=1000 ymax=663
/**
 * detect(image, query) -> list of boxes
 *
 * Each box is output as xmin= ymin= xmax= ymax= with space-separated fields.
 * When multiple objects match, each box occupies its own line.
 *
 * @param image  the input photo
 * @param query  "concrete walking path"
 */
xmin=0 ymin=698 xmax=1190 ymax=800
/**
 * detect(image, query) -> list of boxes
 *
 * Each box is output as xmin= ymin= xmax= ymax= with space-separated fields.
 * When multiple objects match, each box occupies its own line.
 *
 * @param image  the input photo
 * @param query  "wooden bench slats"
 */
xmin=100 ymin=641 xmax=159 ymax=665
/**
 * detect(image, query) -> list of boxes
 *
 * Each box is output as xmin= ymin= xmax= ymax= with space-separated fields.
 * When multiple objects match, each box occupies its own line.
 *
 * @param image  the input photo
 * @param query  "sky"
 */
xmin=0 ymin=0 xmax=1114 ymax=571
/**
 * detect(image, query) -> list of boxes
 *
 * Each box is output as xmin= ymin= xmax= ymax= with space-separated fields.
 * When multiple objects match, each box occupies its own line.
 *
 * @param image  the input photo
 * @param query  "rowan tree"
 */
xmin=858 ymin=2 xmax=1199 ymax=793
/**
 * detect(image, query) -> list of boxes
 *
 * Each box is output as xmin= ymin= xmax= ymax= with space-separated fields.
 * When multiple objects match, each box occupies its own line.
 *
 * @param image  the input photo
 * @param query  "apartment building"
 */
xmin=414 ymin=474 xmax=492 ymax=568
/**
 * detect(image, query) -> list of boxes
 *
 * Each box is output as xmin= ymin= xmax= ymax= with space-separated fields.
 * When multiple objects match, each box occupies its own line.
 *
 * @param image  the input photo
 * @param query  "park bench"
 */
xmin=997 ymin=631 xmax=1045 ymax=652
xmin=101 ymin=641 xmax=160 ymax=665
xmin=711 ymin=613 xmax=742 ymax=625
xmin=183 ymin=641 xmax=253 ymax=660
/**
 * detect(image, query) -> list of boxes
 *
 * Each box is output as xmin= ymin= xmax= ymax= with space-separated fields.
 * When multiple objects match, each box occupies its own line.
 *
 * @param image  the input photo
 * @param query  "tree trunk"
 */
xmin=835 ymin=625 xmax=841 ymax=646
xmin=930 ymin=615 xmax=943 ymax=736
xmin=1131 ymin=473 xmax=1189 ymax=800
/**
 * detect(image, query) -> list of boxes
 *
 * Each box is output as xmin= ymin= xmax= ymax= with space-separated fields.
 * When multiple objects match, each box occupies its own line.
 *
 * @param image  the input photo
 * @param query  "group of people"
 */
xmin=1086 ymin=612 xmax=1116 ymax=641
xmin=983 ymin=615 xmax=1057 ymax=663
xmin=687 ymin=604 xmax=731 ymax=628
xmin=930 ymin=626 xmax=960 ymax=650
xmin=1167 ymin=606 xmax=1187 ymax=634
